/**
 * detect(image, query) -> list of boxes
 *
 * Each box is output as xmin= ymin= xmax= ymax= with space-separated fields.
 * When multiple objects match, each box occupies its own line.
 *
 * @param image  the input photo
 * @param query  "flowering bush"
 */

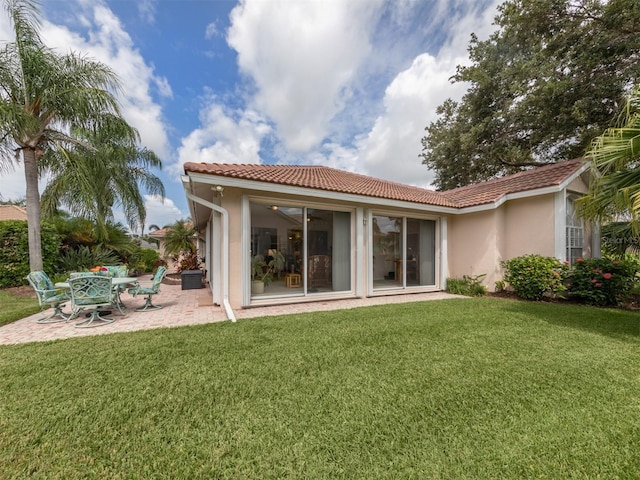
xmin=568 ymin=257 xmax=638 ymax=306
xmin=502 ymin=254 xmax=569 ymax=300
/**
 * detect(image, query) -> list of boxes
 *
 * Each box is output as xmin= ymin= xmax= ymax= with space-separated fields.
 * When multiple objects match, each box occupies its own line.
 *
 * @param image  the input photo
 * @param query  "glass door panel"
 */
xmin=372 ymin=215 xmax=402 ymax=289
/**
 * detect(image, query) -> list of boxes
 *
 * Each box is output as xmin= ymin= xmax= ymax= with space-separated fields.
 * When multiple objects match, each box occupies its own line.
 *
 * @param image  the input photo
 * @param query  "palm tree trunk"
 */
xmin=23 ymin=147 xmax=43 ymax=271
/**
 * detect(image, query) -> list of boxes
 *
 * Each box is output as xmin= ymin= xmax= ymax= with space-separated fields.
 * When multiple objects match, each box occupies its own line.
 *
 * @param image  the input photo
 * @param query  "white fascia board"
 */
xmin=183 ymin=172 xmax=460 ymax=214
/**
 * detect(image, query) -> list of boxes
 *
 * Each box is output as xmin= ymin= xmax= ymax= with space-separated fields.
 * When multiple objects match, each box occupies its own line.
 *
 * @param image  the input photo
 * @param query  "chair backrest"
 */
xmin=103 ymin=265 xmax=128 ymax=278
xmin=150 ymin=266 xmax=167 ymax=292
xmin=70 ymin=271 xmax=109 ymax=279
xmin=68 ymin=275 xmax=113 ymax=307
xmin=26 ymin=271 xmax=56 ymax=305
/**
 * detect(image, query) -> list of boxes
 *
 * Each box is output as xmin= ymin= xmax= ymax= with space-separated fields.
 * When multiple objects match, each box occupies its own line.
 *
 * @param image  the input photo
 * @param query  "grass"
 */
xmin=1 ymin=298 xmax=640 ymax=478
xmin=0 ymin=289 xmax=40 ymax=327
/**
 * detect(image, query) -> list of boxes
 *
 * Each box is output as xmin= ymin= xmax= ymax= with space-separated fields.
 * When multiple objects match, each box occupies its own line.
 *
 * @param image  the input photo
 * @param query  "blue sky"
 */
xmin=0 ymin=0 xmax=500 ymax=231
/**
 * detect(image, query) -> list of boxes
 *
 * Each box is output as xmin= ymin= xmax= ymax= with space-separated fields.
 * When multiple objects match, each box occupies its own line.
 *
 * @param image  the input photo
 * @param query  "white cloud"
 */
xmin=173 ymin=99 xmax=272 ymax=174
xmin=307 ymin=0 xmax=501 ymax=188
xmin=227 ymin=0 xmax=385 ymax=152
xmin=205 ymin=21 xmax=219 ymax=39
xmin=142 ymin=195 xmax=185 ymax=230
xmin=111 ymin=194 xmax=185 ymax=234
xmin=40 ymin=2 xmax=172 ymax=160
xmin=137 ymin=0 xmax=157 ymax=24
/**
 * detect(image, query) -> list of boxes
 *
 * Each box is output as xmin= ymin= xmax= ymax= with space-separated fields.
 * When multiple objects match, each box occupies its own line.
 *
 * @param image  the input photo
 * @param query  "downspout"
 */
xmin=185 ymin=191 xmax=236 ymax=322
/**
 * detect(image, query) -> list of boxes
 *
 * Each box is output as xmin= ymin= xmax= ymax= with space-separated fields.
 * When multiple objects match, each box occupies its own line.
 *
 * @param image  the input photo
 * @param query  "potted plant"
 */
xmin=251 ymin=250 xmax=285 ymax=294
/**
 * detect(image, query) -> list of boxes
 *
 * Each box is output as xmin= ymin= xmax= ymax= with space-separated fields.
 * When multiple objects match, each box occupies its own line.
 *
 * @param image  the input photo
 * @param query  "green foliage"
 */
xmin=421 ymin=0 xmax=640 ymax=190
xmin=131 ymin=248 xmax=161 ymax=273
xmin=578 ymin=88 xmax=640 ymax=236
xmin=0 ymin=0 xmax=126 ymax=270
xmin=502 ymin=254 xmax=569 ymax=300
xmin=251 ymin=251 xmax=286 ymax=286
xmin=58 ymin=246 xmax=120 ymax=273
xmin=446 ymin=274 xmax=487 ymax=296
xmin=40 ymin=116 xmax=165 ymax=237
xmin=163 ymin=219 xmax=197 ymax=256
xmin=568 ymin=256 xmax=639 ymax=306
xmin=0 ymin=221 xmax=60 ymax=287
xmin=600 ymin=222 xmax=640 ymax=257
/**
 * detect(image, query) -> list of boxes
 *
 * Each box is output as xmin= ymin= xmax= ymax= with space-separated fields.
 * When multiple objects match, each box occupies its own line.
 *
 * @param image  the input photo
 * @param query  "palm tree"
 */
xmin=579 ymin=87 xmax=640 ymax=238
xmin=39 ymin=115 xmax=165 ymax=242
xmin=0 ymin=0 xmax=126 ymax=270
xmin=163 ymin=219 xmax=197 ymax=256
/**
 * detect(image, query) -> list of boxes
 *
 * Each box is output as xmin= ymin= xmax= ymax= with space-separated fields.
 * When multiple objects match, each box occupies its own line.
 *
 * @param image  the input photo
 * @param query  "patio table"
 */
xmin=56 ymin=277 xmax=138 ymax=314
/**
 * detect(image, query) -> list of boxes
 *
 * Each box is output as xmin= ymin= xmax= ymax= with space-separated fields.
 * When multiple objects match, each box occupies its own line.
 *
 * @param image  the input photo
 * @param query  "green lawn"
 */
xmin=0 ymin=289 xmax=40 ymax=327
xmin=1 ymin=298 xmax=639 ymax=479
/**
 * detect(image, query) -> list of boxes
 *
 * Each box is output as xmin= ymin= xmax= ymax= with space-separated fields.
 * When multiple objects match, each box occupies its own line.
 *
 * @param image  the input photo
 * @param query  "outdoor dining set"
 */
xmin=26 ymin=266 xmax=168 ymax=328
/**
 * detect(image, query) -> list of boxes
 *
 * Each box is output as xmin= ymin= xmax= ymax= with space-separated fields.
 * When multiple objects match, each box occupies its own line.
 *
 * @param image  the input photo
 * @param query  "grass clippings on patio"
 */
xmin=1 ymin=298 xmax=640 ymax=479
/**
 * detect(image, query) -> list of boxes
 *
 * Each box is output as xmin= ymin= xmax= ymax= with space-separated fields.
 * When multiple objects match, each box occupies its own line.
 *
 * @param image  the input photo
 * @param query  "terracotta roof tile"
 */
xmin=442 ymin=159 xmax=587 ymax=207
xmin=184 ymin=159 xmax=587 ymax=210
xmin=0 ymin=205 xmax=27 ymax=221
xmin=184 ymin=163 xmax=457 ymax=207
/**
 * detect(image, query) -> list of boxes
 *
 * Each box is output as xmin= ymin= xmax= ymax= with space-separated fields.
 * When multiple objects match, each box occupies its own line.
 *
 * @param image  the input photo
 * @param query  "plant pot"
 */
xmin=251 ymin=280 xmax=265 ymax=295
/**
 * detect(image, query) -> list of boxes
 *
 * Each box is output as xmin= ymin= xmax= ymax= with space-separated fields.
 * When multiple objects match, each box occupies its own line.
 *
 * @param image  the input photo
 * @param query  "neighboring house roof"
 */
xmin=444 ymin=158 xmax=588 ymax=207
xmin=149 ymin=228 xmax=169 ymax=238
xmin=184 ymin=159 xmax=588 ymax=210
xmin=0 ymin=205 xmax=27 ymax=221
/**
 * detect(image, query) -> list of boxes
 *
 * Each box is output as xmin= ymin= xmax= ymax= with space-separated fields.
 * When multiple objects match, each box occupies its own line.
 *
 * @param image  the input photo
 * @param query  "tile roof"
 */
xmin=0 ymin=205 xmax=27 ymax=221
xmin=184 ymin=163 xmax=457 ymax=207
xmin=184 ymin=159 xmax=587 ymax=210
xmin=443 ymin=158 xmax=587 ymax=207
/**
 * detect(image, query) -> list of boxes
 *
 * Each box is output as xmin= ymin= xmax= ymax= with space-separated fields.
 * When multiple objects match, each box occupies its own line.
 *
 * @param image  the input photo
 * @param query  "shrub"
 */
xmin=502 ymin=254 xmax=568 ymax=300
xmin=446 ymin=274 xmax=487 ymax=297
xmin=0 ymin=220 xmax=60 ymax=287
xmin=58 ymin=246 xmax=120 ymax=273
xmin=128 ymin=247 xmax=161 ymax=273
xmin=568 ymin=256 xmax=638 ymax=306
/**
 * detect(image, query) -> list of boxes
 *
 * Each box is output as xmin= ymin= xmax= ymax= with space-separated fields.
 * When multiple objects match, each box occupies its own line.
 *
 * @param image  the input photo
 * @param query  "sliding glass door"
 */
xmin=250 ymin=201 xmax=352 ymax=299
xmin=372 ymin=214 xmax=436 ymax=290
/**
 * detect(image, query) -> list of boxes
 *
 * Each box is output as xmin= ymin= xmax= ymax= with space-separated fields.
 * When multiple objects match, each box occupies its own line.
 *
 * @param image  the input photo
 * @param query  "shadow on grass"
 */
xmin=497 ymin=297 xmax=640 ymax=341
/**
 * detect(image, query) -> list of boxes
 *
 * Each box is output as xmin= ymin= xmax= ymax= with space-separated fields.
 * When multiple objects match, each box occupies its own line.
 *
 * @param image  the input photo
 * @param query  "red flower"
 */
xmin=591 ymin=279 xmax=597 ymax=283
xmin=595 ymin=283 xmax=602 ymax=288
xmin=603 ymin=273 xmax=612 ymax=280
xmin=577 ymin=258 xmax=584 ymax=263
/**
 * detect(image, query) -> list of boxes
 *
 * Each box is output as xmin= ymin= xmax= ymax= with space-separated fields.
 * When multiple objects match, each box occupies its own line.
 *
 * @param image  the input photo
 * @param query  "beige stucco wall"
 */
xmin=447 ymin=209 xmax=502 ymax=288
xmin=448 ymin=193 xmax=557 ymax=291
xmin=503 ymin=195 xmax=556 ymax=259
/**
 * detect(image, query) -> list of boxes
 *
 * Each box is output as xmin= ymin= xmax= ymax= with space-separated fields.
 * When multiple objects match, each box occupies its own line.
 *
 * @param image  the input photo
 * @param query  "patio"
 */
xmin=0 ymin=274 xmax=461 ymax=345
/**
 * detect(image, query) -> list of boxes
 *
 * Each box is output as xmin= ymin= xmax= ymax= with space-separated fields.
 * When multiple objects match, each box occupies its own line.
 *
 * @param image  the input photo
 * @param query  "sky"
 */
xmin=0 ymin=0 xmax=501 ymax=232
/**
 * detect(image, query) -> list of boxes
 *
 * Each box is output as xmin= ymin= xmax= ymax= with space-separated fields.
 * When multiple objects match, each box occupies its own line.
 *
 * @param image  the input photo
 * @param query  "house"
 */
xmin=181 ymin=158 xmax=595 ymax=320
xmin=0 ymin=205 xmax=27 ymax=221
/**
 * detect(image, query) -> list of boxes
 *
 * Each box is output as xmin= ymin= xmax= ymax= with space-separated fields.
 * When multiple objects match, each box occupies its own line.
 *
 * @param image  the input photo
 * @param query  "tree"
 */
xmin=0 ymin=0 xmax=125 ymax=270
xmin=579 ymin=87 xmax=640 ymax=241
xmin=163 ymin=219 xmax=196 ymax=256
xmin=163 ymin=219 xmax=201 ymax=272
xmin=39 ymin=114 xmax=165 ymax=241
xmin=421 ymin=0 xmax=640 ymax=190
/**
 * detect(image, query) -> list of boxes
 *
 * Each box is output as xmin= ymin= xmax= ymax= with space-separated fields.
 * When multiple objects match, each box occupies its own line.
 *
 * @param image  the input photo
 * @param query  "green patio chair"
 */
xmin=68 ymin=275 xmax=116 ymax=328
xmin=128 ymin=266 xmax=167 ymax=312
xmin=26 ymin=271 xmax=70 ymax=323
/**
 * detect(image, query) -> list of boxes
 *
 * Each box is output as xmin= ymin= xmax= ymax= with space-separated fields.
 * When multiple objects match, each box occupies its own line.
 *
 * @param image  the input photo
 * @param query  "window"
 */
xmin=566 ymin=196 xmax=583 ymax=265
